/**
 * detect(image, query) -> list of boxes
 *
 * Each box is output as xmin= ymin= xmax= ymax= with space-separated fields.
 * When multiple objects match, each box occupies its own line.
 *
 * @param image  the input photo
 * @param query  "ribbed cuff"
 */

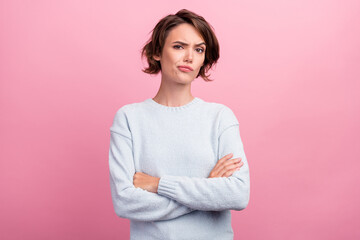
xmin=157 ymin=176 xmax=179 ymax=199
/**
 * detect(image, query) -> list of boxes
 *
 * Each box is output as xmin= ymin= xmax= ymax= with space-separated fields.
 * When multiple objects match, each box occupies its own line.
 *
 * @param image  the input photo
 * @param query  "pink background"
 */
xmin=1 ymin=0 xmax=359 ymax=239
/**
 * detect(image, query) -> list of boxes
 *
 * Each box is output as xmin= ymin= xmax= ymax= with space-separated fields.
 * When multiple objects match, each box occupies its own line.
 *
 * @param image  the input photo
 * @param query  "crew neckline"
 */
xmin=145 ymin=97 xmax=202 ymax=111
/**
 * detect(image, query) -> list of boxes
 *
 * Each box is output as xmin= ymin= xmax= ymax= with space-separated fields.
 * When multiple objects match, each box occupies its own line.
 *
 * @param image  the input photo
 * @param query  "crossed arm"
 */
xmin=109 ymin=107 xmax=250 ymax=222
xmin=133 ymin=151 xmax=243 ymax=193
xmin=109 ymin=129 xmax=249 ymax=221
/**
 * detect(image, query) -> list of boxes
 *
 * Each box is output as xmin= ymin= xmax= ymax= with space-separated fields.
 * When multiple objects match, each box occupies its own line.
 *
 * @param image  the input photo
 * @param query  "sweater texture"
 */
xmin=109 ymin=97 xmax=250 ymax=240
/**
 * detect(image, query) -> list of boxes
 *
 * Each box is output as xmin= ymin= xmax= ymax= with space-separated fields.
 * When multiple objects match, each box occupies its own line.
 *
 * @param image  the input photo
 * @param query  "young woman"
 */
xmin=109 ymin=9 xmax=250 ymax=240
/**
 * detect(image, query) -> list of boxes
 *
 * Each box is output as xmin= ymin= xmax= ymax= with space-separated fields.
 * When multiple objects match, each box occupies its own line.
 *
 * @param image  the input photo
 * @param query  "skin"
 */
xmin=153 ymin=22 xmax=205 ymax=107
xmin=133 ymin=23 xmax=243 ymax=193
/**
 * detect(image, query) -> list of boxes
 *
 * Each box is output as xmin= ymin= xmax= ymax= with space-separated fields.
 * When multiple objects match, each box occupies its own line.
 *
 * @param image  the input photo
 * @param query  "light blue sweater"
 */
xmin=109 ymin=97 xmax=250 ymax=240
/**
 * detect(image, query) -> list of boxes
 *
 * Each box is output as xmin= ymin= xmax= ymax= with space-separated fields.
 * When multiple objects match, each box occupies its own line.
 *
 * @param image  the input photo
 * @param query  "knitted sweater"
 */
xmin=108 ymin=97 xmax=250 ymax=240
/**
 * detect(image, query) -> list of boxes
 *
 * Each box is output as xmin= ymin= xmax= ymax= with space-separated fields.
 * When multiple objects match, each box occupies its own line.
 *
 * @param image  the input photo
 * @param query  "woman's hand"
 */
xmin=208 ymin=153 xmax=243 ymax=178
xmin=133 ymin=172 xmax=160 ymax=193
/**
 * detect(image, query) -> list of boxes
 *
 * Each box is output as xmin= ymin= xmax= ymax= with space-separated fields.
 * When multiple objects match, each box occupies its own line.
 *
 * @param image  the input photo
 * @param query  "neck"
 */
xmin=152 ymin=79 xmax=194 ymax=107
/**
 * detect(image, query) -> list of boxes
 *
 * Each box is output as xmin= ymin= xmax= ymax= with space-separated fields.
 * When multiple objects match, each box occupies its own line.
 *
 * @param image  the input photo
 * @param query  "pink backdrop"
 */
xmin=1 ymin=0 xmax=359 ymax=239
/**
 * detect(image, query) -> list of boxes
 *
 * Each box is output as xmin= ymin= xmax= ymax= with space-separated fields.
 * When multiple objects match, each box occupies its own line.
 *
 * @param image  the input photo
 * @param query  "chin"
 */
xmin=180 ymin=75 xmax=195 ymax=82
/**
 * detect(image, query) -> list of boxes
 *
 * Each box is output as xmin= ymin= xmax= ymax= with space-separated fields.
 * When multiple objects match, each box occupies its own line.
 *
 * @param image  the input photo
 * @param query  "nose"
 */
xmin=184 ymin=49 xmax=193 ymax=63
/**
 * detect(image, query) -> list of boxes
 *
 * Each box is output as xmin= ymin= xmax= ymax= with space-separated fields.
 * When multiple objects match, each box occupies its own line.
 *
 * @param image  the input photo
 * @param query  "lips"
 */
xmin=178 ymin=65 xmax=193 ymax=72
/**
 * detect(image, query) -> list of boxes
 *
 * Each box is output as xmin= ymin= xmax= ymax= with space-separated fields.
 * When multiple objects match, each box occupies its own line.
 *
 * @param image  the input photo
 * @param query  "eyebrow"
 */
xmin=172 ymin=41 xmax=206 ymax=47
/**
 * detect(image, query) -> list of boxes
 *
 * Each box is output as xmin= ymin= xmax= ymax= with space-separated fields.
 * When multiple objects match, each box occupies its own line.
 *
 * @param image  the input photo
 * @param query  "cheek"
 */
xmin=198 ymin=53 xmax=205 ymax=63
xmin=197 ymin=58 xmax=205 ymax=69
xmin=163 ymin=52 xmax=178 ymax=66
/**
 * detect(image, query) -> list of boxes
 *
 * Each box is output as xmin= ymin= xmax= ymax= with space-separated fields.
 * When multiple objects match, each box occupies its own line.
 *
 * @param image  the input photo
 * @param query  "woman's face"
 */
xmin=153 ymin=23 xmax=206 ymax=84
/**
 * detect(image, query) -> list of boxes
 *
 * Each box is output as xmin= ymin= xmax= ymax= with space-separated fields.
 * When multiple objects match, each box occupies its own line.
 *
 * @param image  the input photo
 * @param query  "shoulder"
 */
xmin=112 ymin=99 xmax=148 ymax=118
xmin=201 ymin=99 xmax=239 ymax=136
xmin=219 ymin=104 xmax=238 ymax=123
xmin=110 ymin=99 xmax=147 ymax=135
xmin=199 ymin=98 xmax=228 ymax=114
xmin=201 ymin=99 xmax=238 ymax=120
xmin=199 ymin=98 xmax=239 ymax=133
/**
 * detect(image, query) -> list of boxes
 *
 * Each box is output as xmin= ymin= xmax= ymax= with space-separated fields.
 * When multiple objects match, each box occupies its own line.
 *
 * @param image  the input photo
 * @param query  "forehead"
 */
xmin=165 ymin=23 xmax=204 ymax=43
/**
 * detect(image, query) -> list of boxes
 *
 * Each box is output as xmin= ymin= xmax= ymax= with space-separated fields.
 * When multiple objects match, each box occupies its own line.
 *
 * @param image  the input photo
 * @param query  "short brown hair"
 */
xmin=141 ymin=9 xmax=220 ymax=82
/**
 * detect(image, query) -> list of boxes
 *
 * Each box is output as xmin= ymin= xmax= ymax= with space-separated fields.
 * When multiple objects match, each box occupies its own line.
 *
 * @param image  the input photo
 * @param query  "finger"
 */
xmin=222 ymin=162 xmax=244 ymax=177
xmin=212 ymin=153 xmax=235 ymax=172
xmin=217 ymin=153 xmax=233 ymax=165
xmin=223 ymin=170 xmax=235 ymax=177
xmin=209 ymin=154 xmax=239 ymax=177
xmin=211 ymin=157 xmax=241 ymax=177
xmin=217 ymin=158 xmax=242 ymax=174
xmin=222 ymin=157 xmax=242 ymax=168
xmin=217 ymin=161 xmax=242 ymax=177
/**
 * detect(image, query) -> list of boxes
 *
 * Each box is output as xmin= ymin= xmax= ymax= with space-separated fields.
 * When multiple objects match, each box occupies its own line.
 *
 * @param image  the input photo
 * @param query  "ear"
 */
xmin=153 ymin=54 xmax=161 ymax=61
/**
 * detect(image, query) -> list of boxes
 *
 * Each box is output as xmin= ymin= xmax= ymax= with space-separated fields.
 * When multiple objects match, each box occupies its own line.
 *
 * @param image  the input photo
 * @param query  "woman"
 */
xmin=109 ymin=9 xmax=250 ymax=240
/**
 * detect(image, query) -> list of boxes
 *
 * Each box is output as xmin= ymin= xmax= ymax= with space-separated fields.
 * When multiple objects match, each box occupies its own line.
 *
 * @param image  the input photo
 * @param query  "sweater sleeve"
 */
xmin=109 ymin=107 xmax=196 ymax=222
xmin=157 ymin=106 xmax=250 ymax=211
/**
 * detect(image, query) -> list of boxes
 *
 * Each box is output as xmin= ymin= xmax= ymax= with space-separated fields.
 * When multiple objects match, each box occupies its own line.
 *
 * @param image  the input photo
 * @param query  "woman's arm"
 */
xmin=155 ymin=107 xmax=250 ymax=211
xmin=109 ymin=108 xmax=195 ymax=222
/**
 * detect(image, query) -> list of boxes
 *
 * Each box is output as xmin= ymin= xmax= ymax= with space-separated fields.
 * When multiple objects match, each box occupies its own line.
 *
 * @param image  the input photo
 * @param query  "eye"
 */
xmin=173 ymin=45 xmax=183 ymax=49
xmin=196 ymin=48 xmax=205 ymax=53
